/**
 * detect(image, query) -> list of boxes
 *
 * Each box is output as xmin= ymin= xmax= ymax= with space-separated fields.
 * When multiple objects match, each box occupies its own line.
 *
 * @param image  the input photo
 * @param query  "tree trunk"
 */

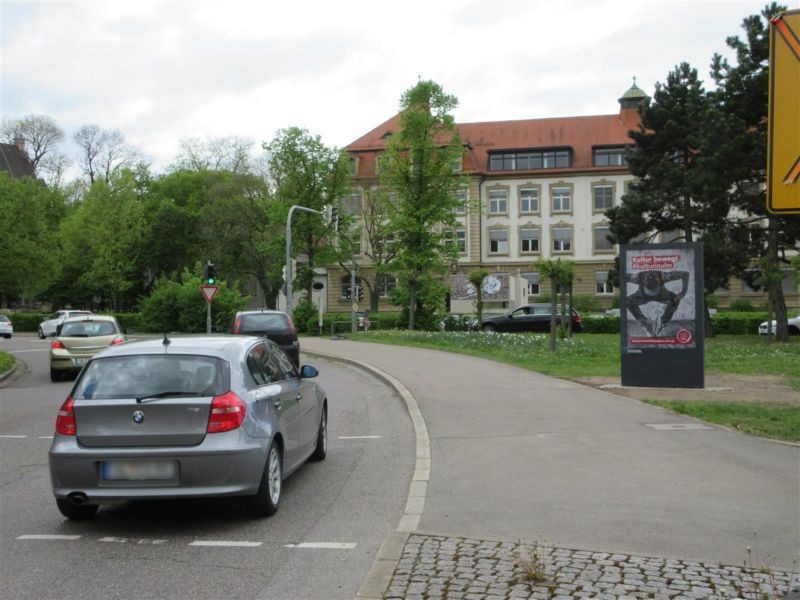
xmin=408 ymin=282 xmax=416 ymax=331
xmin=567 ymin=281 xmax=574 ymax=337
xmin=768 ymin=218 xmax=789 ymax=342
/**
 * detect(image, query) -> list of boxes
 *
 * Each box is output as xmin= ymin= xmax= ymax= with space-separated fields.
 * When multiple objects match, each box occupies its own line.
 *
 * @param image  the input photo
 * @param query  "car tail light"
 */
xmin=233 ymin=317 xmax=242 ymax=334
xmin=51 ymin=339 xmax=65 ymax=349
xmin=56 ymin=396 xmax=77 ymax=436
xmin=207 ymin=391 xmax=247 ymax=434
xmin=286 ymin=316 xmax=297 ymax=335
xmin=110 ymin=335 xmax=125 ymax=346
xmin=574 ymin=314 xmax=582 ymax=323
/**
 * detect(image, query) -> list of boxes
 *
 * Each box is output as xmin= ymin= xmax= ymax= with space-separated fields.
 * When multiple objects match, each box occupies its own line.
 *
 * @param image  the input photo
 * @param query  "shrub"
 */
xmin=571 ymin=294 xmax=602 ymax=314
xmin=442 ymin=314 xmax=473 ymax=331
xmin=727 ymin=299 xmax=756 ymax=312
xmin=710 ymin=312 xmax=767 ymax=335
xmin=139 ymin=271 xmax=247 ymax=333
xmin=292 ymin=299 xmax=318 ymax=335
xmin=581 ymin=314 xmax=620 ymax=333
xmin=2 ymin=312 xmax=49 ymax=332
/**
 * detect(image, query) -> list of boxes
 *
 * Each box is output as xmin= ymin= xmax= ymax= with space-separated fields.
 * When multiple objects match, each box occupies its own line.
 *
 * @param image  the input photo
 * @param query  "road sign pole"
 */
xmin=207 ymin=302 xmax=211 ymax=334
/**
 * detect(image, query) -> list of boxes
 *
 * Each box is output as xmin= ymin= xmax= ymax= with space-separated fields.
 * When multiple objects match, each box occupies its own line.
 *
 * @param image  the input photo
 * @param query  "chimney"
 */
xmin=14 ymin=137 xmax=26 ymax=153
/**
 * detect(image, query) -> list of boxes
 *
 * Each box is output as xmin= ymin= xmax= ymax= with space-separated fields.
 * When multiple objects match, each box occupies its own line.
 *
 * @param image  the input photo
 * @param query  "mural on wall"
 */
xmin=450 ymin=274 xmax=510 ymax=301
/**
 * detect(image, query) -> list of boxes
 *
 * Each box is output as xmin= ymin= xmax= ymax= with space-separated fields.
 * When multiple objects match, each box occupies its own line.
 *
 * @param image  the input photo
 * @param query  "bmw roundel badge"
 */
xmin=132 ymin=410 xmax=145 ymax=424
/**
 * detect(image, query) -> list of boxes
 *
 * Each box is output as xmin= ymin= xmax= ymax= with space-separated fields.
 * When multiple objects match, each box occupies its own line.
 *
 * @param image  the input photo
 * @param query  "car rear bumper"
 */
xmin=49 ymin=431 xmax=268 ymax=502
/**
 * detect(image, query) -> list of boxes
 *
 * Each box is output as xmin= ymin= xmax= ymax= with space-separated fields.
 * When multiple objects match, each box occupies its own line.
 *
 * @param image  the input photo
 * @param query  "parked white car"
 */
xmin=758 ymin=314 xmax=800 ymax=336
xmin=38 ymin=310 xmax=92 ymax=338
xmin=0 ymin=315 xmax=13 ymax=339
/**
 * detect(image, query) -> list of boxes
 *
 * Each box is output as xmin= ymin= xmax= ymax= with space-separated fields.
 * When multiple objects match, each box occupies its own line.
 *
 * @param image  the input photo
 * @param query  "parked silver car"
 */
xmin=49 ymin=335 xmax=327 ymax=519
xmin=0 ymin=315 xmax=12 ymax=339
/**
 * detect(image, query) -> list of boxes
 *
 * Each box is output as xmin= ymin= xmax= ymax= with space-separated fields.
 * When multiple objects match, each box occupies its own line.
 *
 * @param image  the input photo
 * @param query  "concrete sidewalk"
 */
xmin=300 ymin=336 xmax=798 ymax=580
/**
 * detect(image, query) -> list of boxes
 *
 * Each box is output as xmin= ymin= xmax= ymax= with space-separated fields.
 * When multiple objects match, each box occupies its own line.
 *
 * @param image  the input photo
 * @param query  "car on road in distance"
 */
xmin=0 ymin=315 xmax=13 ymax=339
xmin=230 ymin=310 xmax=300 ymax=366
xmin=39 ymin=309 xmax=92 ymax=338
xmin=49 ymin=315 xmax=125 ymax=381
xmin=758 ymin=314 xmax=800 ymax=335
xmin=477 ymin=303 xmax=583 ymax=333
xmin=49 ymin=335 xmax=327 ymax=519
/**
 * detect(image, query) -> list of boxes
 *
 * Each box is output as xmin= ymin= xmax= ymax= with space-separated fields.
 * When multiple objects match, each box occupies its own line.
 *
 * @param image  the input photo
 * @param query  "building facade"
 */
xmin=323 ymin=83 xmax=798 ymax=315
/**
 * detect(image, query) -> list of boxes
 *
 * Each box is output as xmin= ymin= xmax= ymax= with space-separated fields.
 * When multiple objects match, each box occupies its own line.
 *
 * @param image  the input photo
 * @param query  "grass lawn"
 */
xmin=0 ymin=351 xmax=14 ymax=374
xmin=354 ymin=330 xmax=800 ymax=442
xmin=645 ymin=400 xmax=800 ymax=443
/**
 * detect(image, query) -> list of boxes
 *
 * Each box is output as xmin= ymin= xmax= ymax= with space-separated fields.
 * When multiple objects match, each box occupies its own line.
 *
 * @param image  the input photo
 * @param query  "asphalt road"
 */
xmin=0 ymin=336 xmax=414 ymax=599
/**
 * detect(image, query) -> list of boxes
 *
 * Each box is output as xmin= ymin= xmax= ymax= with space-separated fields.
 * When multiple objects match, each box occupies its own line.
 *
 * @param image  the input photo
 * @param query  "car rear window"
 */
xmin=0 ymin=316 xmax=9 ymax=322
xmin=240 ymin=313 xmax=288 ymax=332
xmin=73 ymin=355 xmax=229 ymax=400
xmin=60 ymin=320 xmax=119 ymax=337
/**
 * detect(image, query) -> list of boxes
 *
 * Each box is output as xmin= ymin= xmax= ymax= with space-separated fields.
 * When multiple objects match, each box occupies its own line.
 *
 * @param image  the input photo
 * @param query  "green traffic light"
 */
xmin=207 ymin=278 xmax=215 ymax=284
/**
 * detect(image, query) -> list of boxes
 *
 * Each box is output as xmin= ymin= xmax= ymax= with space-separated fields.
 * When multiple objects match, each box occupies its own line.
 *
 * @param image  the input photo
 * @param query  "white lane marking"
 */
xmin=39 ymin=436 xmax=54 ymax=439
xmin=17 ymin=534 xmax=81 ymax=540
xmin=0 ymin=435 xmax=27 ymax=439
xmin=8 ymin=349 xmax=48 ymax=354
xmin=284 ymin=542 xmax=357 ymax=549
xmin=100 ymin=537 xmax=167 ymax=545
xmin=189 ymin=540 xmax=263 ymax=547
xmin=338 ymin=435 xmax=382 ymax=439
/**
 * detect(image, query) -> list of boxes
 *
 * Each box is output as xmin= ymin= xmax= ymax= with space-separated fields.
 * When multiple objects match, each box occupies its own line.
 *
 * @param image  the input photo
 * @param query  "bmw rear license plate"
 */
xmin=102 ymin=460 xmax=177 ymax=481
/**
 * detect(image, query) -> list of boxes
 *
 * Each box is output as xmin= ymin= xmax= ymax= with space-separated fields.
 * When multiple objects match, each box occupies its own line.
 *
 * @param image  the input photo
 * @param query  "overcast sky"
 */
xmin=2 ymin=0 xmax=795 ymax=172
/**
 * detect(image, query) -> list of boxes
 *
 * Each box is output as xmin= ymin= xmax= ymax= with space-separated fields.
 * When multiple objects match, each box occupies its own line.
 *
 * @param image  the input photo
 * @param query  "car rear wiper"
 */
xmin=136 ymin=391 xmax=201 ymax=403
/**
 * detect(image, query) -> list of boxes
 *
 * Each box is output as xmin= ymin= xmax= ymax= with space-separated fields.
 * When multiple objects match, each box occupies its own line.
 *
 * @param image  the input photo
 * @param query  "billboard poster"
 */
xmin=450 ymin=273 xmax=510 ymax=301
xmin=623 ymin=245 xmax=699 ymax=348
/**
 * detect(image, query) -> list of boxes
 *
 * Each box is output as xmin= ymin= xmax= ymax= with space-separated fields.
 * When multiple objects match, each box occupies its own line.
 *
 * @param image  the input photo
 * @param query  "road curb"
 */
xmin=0 ymin=361 xmax=18 ymax=383
xmin=301 ymin=349 xmax=429 ymax=600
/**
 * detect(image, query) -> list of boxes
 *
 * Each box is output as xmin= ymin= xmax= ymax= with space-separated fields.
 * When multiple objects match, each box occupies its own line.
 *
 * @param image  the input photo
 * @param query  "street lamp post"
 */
xmin=285 ymin=205 xmax=326 ymax=318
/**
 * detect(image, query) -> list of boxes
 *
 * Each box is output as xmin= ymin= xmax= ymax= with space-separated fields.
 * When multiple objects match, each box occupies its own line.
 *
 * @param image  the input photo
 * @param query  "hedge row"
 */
xmin=2 ymin=310 xmax=771 ymax=336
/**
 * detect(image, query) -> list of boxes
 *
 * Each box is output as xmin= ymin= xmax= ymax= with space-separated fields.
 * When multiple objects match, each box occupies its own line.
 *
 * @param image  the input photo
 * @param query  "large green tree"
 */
xmin=710 ymin=2 xmax=800 ymax=341
xmin=56 ymin=172 xmax=145 ymax=309
xmin=606 ymin=62 xmax=751 ymax=334
xmin=0 ymin=173 xmax=65 ymax=305
xmin=381 ymin=80 xmax=465 ymax=329
xmin=265 ymin=127 xmax=351 ymax=301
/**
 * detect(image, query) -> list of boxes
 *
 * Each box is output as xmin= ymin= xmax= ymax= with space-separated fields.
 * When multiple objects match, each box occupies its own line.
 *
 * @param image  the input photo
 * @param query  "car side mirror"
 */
xmin=300 ymin=365 xmax=318 ymax=379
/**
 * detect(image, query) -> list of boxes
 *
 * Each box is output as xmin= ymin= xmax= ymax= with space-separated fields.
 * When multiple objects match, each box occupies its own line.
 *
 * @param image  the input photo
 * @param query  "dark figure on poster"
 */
xmin=626 ymin=270 xmax=690 ymax=336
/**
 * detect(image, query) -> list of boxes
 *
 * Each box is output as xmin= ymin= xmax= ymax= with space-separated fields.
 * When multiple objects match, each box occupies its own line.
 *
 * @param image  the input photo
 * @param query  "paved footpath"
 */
xmin=299 ymin=337 xmax=799 ymax=599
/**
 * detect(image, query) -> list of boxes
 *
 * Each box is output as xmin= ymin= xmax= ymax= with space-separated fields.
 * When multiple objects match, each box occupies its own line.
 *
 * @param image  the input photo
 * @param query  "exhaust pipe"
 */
xmin=68 ymin=492 xmax=88 ymax=505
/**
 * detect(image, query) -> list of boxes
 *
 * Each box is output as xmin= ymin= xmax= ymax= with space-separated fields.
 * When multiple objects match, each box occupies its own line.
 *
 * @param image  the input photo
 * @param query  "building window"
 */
xmin=552 ymin=187 xmax=571 ymax=213
xmin=520 ymin=227 xmax=540 ymax=254
xmin=489 ymin=149 xmax=571 ymax=171
xmin=341 ymin=276 xmax=362 ymax=299
xmin=488 ymin=189 xmax=508 ymax=214
xmin=341 ymin=193 xmax=362 ymax=216
xmin=349 ymin=156 xmax=358 ymax=176
xmin=593 ymin=185 xmax=614 ymax=211
xmin=552 ymin=227 xmax=572 ymax=253
xmin=445 ymin=229 xmax=467 ymax=254
xmin=519 ymin=188 xmax=540 ymax=214
xmin=376 ymin=274 xmax=396 ymax=298
xmin=594 ymin=147 xmax=627 ymax=166
xmin=454 ymin=189 xmax=467 ymax=215
xmin=522 ymin=272 xmax=540 ymax=295
xmin=594 ymin=226 xmax=614 ymax=252
xmin=595 ymin=271 xmax=613 ymax=295
xmin=489 ymin=229 xmax=509 ymax=254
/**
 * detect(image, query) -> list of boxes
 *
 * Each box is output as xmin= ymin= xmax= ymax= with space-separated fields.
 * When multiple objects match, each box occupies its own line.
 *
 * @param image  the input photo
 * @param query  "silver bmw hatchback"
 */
xmin=49 ymin=335 xmax=328 ymax=519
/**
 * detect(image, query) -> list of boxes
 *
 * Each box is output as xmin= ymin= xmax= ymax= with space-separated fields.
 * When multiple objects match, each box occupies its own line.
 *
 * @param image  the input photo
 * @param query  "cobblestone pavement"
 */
xmin=385 ymin=534 xmax=799 ymax=600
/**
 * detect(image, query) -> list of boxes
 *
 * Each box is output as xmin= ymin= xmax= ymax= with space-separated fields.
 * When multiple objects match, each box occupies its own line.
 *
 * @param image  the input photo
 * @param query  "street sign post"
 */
xmin=767 ymin=9 xmax=800 ymax=214
xmin=200 ymin=285 xmax=219 ymax=333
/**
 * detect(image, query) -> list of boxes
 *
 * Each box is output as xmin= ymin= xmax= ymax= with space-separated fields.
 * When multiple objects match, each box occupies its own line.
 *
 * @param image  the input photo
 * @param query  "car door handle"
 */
xmin=272 ymin=400 xmax=282 ymax=410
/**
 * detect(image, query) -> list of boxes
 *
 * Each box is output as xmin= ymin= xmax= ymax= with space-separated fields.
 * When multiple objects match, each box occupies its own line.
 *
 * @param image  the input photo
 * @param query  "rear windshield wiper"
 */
xmin=136 ymin=391 xmax=201 ymax=403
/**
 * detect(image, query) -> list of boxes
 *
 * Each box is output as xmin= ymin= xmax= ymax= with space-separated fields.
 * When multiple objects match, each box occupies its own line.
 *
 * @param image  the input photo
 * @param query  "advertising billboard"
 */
xmin=620 ymin=243 xmax=705 ymax=388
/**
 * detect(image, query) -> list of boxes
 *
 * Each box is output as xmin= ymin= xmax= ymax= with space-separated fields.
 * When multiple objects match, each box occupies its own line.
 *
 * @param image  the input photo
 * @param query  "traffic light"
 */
xmin=330 ymin=205 xmax=342 ymax=232
xmin=203 ymin=261 xmax=215 ymax=284
xmin=357 ymin=285 xmax=364 ymax=303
